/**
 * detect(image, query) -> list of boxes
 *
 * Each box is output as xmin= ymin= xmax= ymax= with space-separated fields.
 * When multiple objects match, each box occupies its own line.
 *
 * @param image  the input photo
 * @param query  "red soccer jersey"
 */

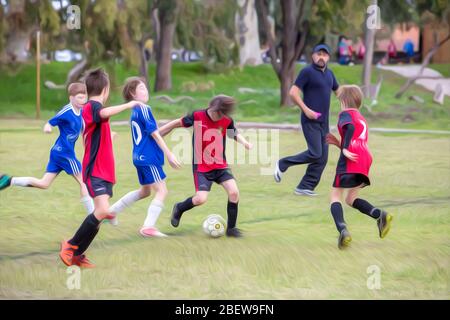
xmin=82 ymin=100 xmax=116 ymax=184
xmin=336 ymin=109 xmax=373 ymax=177
xmin=182 ymin=109 xmax=237 ymax=173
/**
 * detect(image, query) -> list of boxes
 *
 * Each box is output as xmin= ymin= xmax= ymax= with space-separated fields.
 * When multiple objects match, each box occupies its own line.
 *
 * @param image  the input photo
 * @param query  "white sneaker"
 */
xmin=294 ymin=188 xmax=318 ymax=196
xmin=139 ymin=226 xmax=168 ymax=238
xmin=274 ymin=160 xmax=282 ymax=183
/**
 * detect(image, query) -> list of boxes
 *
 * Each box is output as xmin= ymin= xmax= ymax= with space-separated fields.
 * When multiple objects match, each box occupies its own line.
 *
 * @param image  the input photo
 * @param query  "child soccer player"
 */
xmin=326 ymin=85 xmax=393 ymax=249
xmin=107 ymin=77 xmax=181 ymax=237
xmin=159 ymin=95 xmax=252 ymax=237
xmin=0 ymin=83 xmax=94 ymax=215
xmin=59 ymin=68 xmax=143 ymax=268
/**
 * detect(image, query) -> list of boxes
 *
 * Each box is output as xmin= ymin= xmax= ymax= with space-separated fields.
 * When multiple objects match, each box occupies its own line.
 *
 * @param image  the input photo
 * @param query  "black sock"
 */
xmin=227 ymin=201 xmax=238 ymax=229
xmin=69 ymin=214 xmax=100 ymax=250
xmin=176 ymin=197 xmax=195 ymax=217
xmin=352 ymin=198 xmax=381 ymax=219
xmin=75 ymin=225 xmax=99 ymax=256
xmin=330 ymin=202 xmax=347 ymax=233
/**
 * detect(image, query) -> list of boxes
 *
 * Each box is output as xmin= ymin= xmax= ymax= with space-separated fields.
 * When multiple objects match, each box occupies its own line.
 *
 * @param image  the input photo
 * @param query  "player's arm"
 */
xmin=151 ymin=130 xmax=181 ymax=169
xmin=342 ymin=123 xmax=358 ymax=162
xmin=235 ymin=133 xmax=253 ymax=150
xmin=289 ymin=86 xmax=321 ymax=120
xmin=326 ymin=133 xmax=340 ymax=148
xmin=158 ymin=118 xmax=184 ymax=137
xmin=98 ymin=100 xmax=141 ymax=119
xmin=43 ymin=122 xmax=53 ymax=133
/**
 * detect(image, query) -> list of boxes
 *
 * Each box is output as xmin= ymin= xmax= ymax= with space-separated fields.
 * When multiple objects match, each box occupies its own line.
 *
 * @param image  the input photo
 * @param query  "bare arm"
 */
xmin=151 ymin=130 xmax=181 ymax=168
xmin=235 ymin=133 xmax=253 ymax=150
xmin=99 ymin=101 xmax=138 ymax=119
xmin=159 ymin=118 xmax=184 ymax=137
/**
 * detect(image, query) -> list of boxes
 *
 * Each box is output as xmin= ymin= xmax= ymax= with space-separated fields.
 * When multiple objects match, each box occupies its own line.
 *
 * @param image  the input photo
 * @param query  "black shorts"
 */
xmin=333 ymin=173 xmax=370 ymax=189
xmin=85 ymin=176 xmax=114 ymax=198
xmin=194 ymin=168 xmax=234 ymax=192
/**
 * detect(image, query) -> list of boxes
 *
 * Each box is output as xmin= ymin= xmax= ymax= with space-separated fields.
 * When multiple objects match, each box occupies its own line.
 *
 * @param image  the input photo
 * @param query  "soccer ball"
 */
xmin=202 ymin=214 xmax=226 ymax=238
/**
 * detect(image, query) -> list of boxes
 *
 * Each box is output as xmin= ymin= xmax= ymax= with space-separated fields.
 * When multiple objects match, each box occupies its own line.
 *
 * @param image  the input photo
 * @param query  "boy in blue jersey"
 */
xmin=108 ymin=77 xmax=180 ymax=237
xmin=0 ymin=83 xmax=94 ymax=214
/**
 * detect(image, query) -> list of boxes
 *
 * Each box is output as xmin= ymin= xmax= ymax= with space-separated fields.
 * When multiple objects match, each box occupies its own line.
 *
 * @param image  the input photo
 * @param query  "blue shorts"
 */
xmin=135 ymin=165 xmax=166 ymax=185
xmin=46 ymin=152 xmax=81 ymax=176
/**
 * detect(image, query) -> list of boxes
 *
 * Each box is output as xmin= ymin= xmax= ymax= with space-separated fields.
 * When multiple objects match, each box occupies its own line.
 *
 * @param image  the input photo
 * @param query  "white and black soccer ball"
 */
xmin=202 ymin=214 xmax=226 ymax=238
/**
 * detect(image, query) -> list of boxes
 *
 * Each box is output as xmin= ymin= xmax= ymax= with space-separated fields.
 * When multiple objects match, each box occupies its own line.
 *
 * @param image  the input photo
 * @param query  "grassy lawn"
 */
xmin=0 ymin=121 xmax=448 ymax=299
xmin=0 ymin=62 xmax=449 ymax=130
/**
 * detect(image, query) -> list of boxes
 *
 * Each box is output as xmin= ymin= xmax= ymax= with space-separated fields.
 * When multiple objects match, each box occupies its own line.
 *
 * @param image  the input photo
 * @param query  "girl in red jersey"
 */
xmin=326 ymin=85 xmax=393 ymax=249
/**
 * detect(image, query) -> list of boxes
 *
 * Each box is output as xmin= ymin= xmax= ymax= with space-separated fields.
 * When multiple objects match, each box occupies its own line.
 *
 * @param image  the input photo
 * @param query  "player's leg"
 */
xmin=330 ymin=187 xmax=351 ymax=249
xmin=171 ymin=191 xmax=209 ymax=228
xmin=171 ymin=169 xmax=211 ymax=228
xmin=140 ymin=181 xmax=168 ymax=237
xmin=6 ymin=172 xmax=58 ymax=189
xmin=72 ymin=173 xmax=95 ymax=215
xmin=107 ymin=187 xmax=148 ymax=226
xmin=220 ymin=178 xmax=242 ymax=237
xmin=345 ymin=186 xmax=393 ymax=239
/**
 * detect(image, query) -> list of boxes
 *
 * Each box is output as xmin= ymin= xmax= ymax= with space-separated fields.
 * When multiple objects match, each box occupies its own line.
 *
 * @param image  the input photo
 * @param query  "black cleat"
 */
xmin=338 ymin=228 xmax=352 ymax=250
xmin=171 ymin=202 xmax=183 ymax=228
xmin=377 ymin=210 xmax=393 ymax=239
xmin=0 ymin=174 xmax=12 ymax=191
xmin=226 ymin=227 xmax=243 ymax=238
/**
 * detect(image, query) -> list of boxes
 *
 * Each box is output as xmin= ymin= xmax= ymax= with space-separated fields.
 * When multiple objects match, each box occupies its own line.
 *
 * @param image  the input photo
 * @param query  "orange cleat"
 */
xmin=72 ymin=254 xmax=95 ymax=268
xmin=59 ymin=240 xmax=78 ymax=266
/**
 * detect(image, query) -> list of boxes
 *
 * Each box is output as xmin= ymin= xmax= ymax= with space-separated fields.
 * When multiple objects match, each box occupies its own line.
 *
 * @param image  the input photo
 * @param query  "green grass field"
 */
xmin=0 ymin=62 xmax=449 ymax=130
xmin=0 ymin=121 xmax=449 ymax=299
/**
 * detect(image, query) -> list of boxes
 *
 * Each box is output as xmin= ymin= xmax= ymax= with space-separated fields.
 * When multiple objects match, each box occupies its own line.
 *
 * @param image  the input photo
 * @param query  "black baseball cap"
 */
xmin=312 ymin=44 xmax=330 ymax=55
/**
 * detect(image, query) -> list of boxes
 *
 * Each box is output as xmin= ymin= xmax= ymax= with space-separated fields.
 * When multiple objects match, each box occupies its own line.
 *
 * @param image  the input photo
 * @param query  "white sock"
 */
xmin=80 ymin=195 xmax=95 ymax=215
xmin=11 ymin=177 xmax=32 ymax=187
xmin=143 ymin=199 xmax=164 ymax=228
xmin=109 ymin=190 xmax=141 ymax=215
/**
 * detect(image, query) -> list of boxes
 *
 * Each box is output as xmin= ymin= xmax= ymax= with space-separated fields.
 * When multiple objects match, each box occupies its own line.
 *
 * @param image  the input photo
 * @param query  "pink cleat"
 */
xmin=139 ymin=226 xmax=168 ymax=238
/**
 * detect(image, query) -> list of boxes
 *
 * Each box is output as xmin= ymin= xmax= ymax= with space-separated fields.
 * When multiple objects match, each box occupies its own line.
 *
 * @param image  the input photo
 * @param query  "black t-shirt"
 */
xmin=294 ymin=64 xmax=339 ymax=124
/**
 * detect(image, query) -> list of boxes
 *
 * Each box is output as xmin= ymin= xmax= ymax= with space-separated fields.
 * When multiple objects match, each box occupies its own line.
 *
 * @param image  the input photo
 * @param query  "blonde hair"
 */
xmin=336 ymin=85 xmax=364 ymax=109
xmin=67 ymin=82 xmax=86 ymax=97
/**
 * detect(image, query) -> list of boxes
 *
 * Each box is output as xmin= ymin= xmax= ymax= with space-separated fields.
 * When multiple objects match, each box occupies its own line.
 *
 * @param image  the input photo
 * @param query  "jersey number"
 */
xmin=131 ymin=121 xmax=142 ymax=145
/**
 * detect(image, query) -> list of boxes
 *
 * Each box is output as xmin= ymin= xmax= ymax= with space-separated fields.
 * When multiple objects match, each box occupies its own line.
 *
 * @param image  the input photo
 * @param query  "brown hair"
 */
xmin=336 ymin=85 xmax=364 ymax=109
xmin=83 ymin=68 xmax=110 ymax=96
xmin=208 ymin=94 xmax=236 ymax=115
xmin=122 ymin=76 xmax=146 ymax=102
xmin=67 ymin=82 xmax=86 ymax=97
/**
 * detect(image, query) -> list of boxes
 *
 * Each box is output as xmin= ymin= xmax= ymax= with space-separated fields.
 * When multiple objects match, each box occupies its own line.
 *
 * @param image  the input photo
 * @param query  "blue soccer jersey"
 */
xmin=45 ymin=104 xmax=83 ymax=175
xmin=48 ymin=104 xmax=82 ymax=158
xmin=130 ymin=104 xmax=164 ymax=166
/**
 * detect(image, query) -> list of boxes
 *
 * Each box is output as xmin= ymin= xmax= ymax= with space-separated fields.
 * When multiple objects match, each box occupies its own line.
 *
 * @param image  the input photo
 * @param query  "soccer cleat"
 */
xmin=139 ymin=226 xmax=168 ymax=238
xmin=377 ymin=211 xmax=393 ymax=239
xmin=226 ymin=227 xmax=243 ymax=238
xmin=274 ymin=160 xmax=282 ymax=183
xmin=338 ymin=229 xmax=352 ymax=250
xmin=59 ymin=240 xmax=78 ymax=266
xmin=294 ymin=188 xmax=318 ymax=196
xmin=0 ymin=174 xmax=12 ymax=191
xmin=72 ymin=254 xmax=95 ymax=268
xmin=171 ymin=202 xmax=183 ymax=228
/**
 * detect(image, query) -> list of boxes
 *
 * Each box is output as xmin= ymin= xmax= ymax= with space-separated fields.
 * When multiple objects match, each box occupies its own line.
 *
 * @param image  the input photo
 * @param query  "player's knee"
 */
xmin=94 ymin=210 xmax=110 ymax=220
xmin=228 ymin=189 xmax=239 ymax=202
xmin=345 ymin=195 xmax=355 ymax=207
xmin=194 ymin=194 xmax=208 ymax=205
xmin=140 ymin=188 xmax=151 ymax=198
xmin=309 ymin=149 xmax=322 ymax=161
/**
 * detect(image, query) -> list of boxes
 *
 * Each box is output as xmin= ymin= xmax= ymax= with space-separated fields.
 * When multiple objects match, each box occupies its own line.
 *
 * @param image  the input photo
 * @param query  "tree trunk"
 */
xmin=236 ymin=0 xmax=263 ymax=66
xmin=361 ymin=0 xmax=377 ymax=97
xmin=154 ymin=3 xmax=178 ymax=92
xmin=280 ymin=65 xmax=295 ymax=106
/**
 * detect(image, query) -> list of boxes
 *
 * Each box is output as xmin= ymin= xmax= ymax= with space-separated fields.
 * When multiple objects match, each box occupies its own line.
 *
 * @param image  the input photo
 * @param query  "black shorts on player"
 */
xmin=333 ymin=173 xmax=370 ymax=188
xmin=85 ymin=176 xmax=113 ymax=198
xmin=195 ymin=168 xmax=234 ymax=192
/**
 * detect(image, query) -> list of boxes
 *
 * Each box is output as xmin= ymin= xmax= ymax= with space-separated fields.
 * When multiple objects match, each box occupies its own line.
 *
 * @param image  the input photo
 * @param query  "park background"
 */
xmin=0 ymin=0 xmax=449 ymax=299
